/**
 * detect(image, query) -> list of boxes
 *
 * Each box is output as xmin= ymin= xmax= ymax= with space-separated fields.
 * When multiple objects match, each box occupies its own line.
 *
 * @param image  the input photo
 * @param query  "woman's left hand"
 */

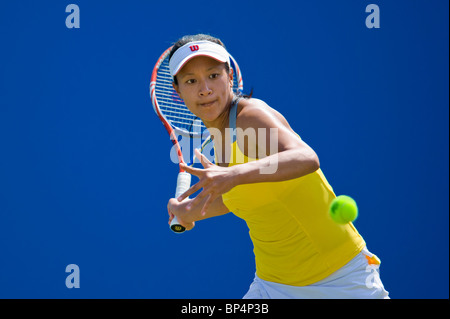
xmin=177 ymin=149 xmax=238 ymax=216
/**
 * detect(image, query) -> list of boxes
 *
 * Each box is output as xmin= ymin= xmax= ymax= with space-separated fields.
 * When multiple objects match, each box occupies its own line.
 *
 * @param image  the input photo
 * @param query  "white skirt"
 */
xmin=243 ymin=247 xmax=390 ymax=299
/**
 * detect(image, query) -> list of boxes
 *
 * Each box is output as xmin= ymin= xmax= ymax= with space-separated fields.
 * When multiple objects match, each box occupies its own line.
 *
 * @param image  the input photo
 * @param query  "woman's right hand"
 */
xmin=167 ymin=198 xmax=195 ymax=231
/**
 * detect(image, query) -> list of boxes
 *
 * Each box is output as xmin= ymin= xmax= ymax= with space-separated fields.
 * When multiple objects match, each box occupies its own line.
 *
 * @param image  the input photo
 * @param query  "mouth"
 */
xmin=199 ymin=100 xmax=217 ymax=107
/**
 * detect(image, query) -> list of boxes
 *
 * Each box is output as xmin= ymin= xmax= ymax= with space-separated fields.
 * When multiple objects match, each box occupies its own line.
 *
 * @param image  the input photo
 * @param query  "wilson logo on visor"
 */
xmin=189 ymin=45 xmax=200 ymax=51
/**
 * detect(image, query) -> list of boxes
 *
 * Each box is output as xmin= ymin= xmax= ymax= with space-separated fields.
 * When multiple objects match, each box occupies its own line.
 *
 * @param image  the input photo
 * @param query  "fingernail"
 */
xmin=201 ymin=211 xmax=206 ymax=216
xmin=186 ymin=204 xmax=191 ymax=210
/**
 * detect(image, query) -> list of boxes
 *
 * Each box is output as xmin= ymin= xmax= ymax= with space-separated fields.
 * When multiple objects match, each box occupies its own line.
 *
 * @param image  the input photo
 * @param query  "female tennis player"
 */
xmin=166 ymin=34 xmax=389 ymax=299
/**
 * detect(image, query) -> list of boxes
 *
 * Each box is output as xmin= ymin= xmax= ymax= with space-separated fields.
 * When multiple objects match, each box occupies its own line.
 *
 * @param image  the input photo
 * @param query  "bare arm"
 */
xmin=179 ymin=99 xmax=320 ymax=215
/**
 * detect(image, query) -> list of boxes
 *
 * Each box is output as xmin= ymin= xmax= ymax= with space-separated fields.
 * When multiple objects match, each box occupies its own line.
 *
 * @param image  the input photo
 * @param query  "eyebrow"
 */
xmin=179 ymin=66 xmax=221 ymax=78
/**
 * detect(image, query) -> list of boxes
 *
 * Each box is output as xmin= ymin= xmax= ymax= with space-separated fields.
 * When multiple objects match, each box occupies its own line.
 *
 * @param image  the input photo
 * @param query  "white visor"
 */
xmin=169 ymin=40 xmax=231 ymax=77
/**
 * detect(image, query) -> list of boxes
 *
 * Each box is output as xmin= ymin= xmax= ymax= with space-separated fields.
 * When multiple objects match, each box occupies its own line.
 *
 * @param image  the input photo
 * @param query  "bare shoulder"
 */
xmin=237 ymin=98 xmax=269 ymax=114
xmin=236 ymin=98 xmax=293 ymax=130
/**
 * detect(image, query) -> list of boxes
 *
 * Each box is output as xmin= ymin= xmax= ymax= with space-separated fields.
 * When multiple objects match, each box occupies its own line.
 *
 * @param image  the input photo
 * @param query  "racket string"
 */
xmin=155 ymin=58 xmax=208 ymax=136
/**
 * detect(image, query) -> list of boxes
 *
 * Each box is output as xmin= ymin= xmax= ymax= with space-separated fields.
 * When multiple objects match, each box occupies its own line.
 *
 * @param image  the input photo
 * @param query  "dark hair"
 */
xmin=169 ymin=34 xmax=252 ymax=98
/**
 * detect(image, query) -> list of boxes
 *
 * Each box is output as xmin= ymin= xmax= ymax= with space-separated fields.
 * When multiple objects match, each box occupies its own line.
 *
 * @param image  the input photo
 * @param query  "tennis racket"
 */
xmin=150 ymin=46 xmax=243 ymax=233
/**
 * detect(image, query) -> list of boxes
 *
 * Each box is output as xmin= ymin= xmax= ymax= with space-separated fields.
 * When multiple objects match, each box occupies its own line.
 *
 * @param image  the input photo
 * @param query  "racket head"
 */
xmin=150 ymin=46 xmax=243 ymax=135
xmin=150 ymin=47 xmax=206 ymax=139
xmin=150 ymin=46 xmax=244 ymax=167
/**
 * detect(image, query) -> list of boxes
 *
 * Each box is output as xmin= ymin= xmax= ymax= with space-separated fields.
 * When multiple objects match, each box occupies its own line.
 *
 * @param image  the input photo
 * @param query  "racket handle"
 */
xmin=170 ymin=172 xmax=191 ymax=233
xmin=175 ymin=172 xmax=191 ymax=198
xmin=169 ymin=216 xmax=185 ymax=233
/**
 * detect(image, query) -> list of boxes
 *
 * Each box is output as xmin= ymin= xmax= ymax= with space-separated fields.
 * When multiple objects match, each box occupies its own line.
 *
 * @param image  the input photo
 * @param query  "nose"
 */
xmin=198 ymin=80 xmax=212 ymax=97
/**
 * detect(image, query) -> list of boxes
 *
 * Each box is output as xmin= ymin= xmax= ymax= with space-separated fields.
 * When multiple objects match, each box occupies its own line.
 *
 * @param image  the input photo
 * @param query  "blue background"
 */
xmin=0 ymin=0 xmax=448 ymax=299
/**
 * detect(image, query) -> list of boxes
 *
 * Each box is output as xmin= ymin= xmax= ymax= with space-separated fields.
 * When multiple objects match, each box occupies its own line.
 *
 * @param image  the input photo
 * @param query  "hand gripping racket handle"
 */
xmin=170 ymin=172 xmax=191 ymax=233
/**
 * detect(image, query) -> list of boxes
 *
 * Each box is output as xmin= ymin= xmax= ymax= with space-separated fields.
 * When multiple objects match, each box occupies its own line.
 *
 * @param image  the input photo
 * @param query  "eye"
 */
xmin=210 ymin=73 xmax=219 ymax=79
xmin=186 ymin=79 xmax=196 ymax=84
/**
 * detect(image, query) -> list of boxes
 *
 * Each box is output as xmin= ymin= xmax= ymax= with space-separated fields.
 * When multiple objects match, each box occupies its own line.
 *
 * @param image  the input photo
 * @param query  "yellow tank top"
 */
xmin=218 ymin=99 xmax=366 ymax=286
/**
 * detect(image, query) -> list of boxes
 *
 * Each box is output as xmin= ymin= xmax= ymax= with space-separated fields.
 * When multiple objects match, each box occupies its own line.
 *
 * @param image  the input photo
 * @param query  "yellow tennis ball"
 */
xmin=329 ymin=195 xmax=358 ymax=224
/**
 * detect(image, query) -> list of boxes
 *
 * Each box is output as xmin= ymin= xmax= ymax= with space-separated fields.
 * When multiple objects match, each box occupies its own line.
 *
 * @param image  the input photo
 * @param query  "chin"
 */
xmin=200 ymin=114 xmax=218 ymax=123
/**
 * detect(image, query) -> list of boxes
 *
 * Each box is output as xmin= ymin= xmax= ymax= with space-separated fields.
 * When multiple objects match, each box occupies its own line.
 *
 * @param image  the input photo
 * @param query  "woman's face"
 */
xmin=173 ymin=56 xmax=234 ymax=126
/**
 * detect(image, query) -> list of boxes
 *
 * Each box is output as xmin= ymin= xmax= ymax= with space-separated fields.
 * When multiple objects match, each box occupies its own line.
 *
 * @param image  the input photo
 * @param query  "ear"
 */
xmin=229 ymin=68 xmax=234 ymax=87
